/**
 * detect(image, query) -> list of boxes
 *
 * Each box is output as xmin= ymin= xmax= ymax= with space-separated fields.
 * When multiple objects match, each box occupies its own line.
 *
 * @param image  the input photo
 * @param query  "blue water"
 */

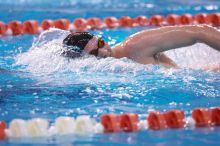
xmin=0 ymin=0 xmax=220 ymax=146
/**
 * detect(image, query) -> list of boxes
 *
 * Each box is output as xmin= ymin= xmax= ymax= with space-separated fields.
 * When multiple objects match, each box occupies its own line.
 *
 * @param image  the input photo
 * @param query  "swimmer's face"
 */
xmin=62 ymin=32 xmax=111 ymax=58
xmin=84 ymin=36 xmax=112 ymax=58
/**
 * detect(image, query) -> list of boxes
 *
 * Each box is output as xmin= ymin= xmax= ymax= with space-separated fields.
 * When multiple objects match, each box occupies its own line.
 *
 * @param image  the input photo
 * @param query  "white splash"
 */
xmin=165 ymin=43 xmax=220 ymax=69
xmin=15 ymin=28 xmax=70 ymax=74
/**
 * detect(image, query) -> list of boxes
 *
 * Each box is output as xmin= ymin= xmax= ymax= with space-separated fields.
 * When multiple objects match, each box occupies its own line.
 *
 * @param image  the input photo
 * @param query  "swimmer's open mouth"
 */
xmin=102 ymin=55 xmax=108 ymax=58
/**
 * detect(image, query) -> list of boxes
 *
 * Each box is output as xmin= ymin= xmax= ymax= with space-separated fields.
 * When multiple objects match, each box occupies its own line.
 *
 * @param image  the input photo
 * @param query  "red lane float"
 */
xmin=134 ymin=15 xmax=148 ymax=26
xmin=42 ymin=19 xmax=54 ymax=30
xmin=147 ymin=111 xmax=167 ymax=130
xmin=0 ymin=21 xmax=7 ymax=35
xmin=87 ymin=17 xmax=102 ymax=29
xmin=179 ymin=14 xmax=193 ymax=25
xmin=120 ymin=113 xmax=139 ymax=132
xmin=23 ymin=20 xmax=39 ymax=34
xmin=100 ymin=114 xmax=121 ymax=132
xmin=166 ymin=14 xmax=180 ymax=25
xmin=73 ymin=18 xmax=87 ymax=31
xmin=104 ymin=16 xmax=118 ymax=28
xmin=8 ymin=21 xmax=23 ymax=35
xmin=101 ymin=113 xmax=139 ymax=132
xmin=194 ymin=13 xmax=207 ymax=24
xmin=0 ymin=121 xmax=6 ymax=140
xmin=206 ymin=13 xmax=220 ymax=27
xmin=149 ymin=15 xmax=164 ymax=26
xmin=164 ymin=110 xmax=185 ymax=128
xmin=54 ymin=19 xmax=70 ymax=30
xmin=211 ymin=107 xmax=220 ymax=125
xmin=119 ymin=16 xmax=134 ymax=27
xmin=192 ymin=108 xmax=210 ymax=127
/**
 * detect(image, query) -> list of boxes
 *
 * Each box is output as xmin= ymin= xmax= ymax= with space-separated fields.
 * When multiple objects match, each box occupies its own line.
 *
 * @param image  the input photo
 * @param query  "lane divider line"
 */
xmin=0 ymin=13 xmax=220 ymax=36
xmin=0 ymin=107 xmax=219 ymax=140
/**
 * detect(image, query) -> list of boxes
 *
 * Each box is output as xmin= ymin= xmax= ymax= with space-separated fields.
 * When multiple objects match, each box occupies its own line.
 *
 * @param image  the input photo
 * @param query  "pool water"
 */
xmin=0 ymin=0 xmax=220 ymax=146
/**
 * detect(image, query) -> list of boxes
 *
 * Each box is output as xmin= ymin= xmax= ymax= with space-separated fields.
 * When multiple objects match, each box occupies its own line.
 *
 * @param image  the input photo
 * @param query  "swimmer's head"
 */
xmin=62 ymin=32 xmax=111 ymax=58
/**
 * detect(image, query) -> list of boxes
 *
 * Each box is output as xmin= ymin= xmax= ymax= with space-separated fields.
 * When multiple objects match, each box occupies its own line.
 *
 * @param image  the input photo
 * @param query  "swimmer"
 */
xmin=62 ymin=25 xmax=220 ymax=71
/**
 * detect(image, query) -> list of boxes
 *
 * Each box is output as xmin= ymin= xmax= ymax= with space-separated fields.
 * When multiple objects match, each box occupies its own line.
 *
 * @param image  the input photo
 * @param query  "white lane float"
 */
xmin=27 ymin=118 xmax=49 ymax=137
xmin=6 ymin=119 xmax=28 ymax=138
xmin=6 ymin=118 xmax=49 ymax=138
xmin=54 ymin=116 xmax=75 ymax=135
xmin=74 ymin=115 xmax=103 ymax=135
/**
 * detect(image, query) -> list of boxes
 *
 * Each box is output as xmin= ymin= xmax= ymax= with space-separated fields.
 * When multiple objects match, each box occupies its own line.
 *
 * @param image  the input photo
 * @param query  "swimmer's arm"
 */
xmin=128 ymin=25 xmax=220 ymax=55
xmin=157 ymin=53 xmax=179 ymax=68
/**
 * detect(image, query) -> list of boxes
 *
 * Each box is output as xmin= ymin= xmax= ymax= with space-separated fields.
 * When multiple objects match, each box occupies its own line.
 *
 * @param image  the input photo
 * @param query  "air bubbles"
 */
xmin=186 ymin=103 xmax=191 ymax=106
xmin=32 ymin=92 xmax=37 ymax=95
xmin=169 ymin=102 xmax=177 ymax=107
xmin=6 ymin=84 xmax=13 ymax=88
xmin=61 ymin=101 xmax=66 ymax=105
xmin=205 ymin=5 xmax=218 ymax=11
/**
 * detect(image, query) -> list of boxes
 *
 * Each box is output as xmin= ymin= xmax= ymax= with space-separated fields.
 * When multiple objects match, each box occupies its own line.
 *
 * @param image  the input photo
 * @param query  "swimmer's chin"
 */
xmin=98 ymin=49 xmax=112 ymax=58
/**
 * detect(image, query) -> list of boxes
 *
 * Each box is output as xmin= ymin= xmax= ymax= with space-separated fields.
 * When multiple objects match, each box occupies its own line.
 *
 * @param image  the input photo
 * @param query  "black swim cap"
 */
xmin=62 ymin=32 xmax=94 ymax=58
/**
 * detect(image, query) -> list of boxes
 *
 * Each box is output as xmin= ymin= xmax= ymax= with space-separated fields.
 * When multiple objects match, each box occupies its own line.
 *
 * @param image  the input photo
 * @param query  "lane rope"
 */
xmin=0 ymin=107 xmax=219 ymax=140
xmin=0 ymin=13 xmax=220 ymax=36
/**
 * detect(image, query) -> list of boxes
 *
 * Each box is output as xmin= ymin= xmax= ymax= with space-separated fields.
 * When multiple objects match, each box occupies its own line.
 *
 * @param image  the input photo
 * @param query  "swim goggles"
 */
xmin=89 ymin=38 xmax=105 ymax=56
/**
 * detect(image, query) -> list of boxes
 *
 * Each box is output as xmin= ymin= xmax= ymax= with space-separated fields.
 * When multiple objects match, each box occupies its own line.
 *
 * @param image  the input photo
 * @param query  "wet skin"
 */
xmin=85 ymin=25 xmax=220 ymax=71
